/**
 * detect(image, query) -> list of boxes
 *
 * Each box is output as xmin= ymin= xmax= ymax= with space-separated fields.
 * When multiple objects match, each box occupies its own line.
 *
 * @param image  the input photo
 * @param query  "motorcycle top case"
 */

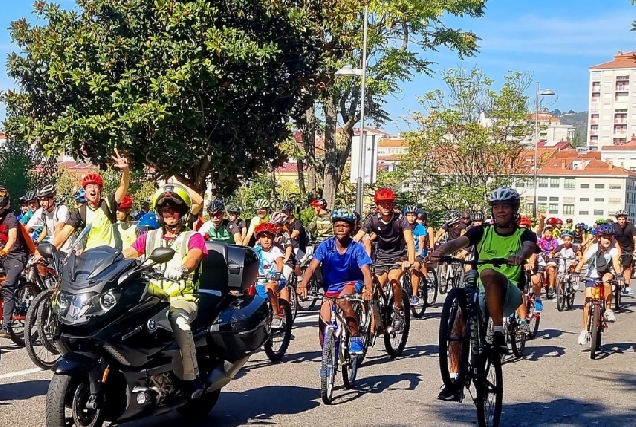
xmin=200 ymin=241 xmax=258 ymax=293
xmin=207 ymin=294 xmax=269 ymax=361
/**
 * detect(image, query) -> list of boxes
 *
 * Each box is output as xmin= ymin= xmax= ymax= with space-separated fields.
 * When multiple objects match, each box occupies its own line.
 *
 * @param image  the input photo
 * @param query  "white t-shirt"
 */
xmin=584 ymin=243 xmax=619 ymax=279
xmin=256 ymin=245 xmax=284 ymax=281
xmin=26 ymin=205 xmax=71 ymax=252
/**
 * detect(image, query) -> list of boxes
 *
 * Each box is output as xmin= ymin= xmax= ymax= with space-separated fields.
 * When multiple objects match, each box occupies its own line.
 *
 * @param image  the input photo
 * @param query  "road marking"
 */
xmin=0 ymin=367 xmax=43 ymax=380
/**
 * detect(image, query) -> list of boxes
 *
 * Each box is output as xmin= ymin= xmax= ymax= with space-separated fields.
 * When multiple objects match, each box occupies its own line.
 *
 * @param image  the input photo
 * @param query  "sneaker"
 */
xmin=271 ymin=315 xmax=284 ymax=329
xmin=605 ymin=309 xmax=616 ymax=322
xmin=391 ymin=308 xmax=405 ymax=332
xmin=437 ymin=384 xmax=462 ymax=402
xmin=183 ymin=379 xmax=204 ymax=400
xmin=491 ymin=331 xmax=509 ymax=355
xmin=625 ymin=287 xmax=634 ymax=296
xmin=578 ymin=330 xmax=590 ymax=345
xmin=0 ymin=325 xmax=11 ymax=339
xmin=534 ymin=299 xmax=543 ymax=312
xmin=349 ymin=336 xmax=365 ymax=355
xmin=546 ymin=289 xmax=555 ymax=300
xmin=572 ymin=283 xmax=580 ymax=291
xmin=410 ymin=296 xmax=419 ymax=306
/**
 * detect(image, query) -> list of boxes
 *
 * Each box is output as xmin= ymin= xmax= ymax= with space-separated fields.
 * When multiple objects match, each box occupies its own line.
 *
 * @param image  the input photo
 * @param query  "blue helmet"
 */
xmin=74 ymin=189 xmax=86 ymax=203
xmin=137 ymin=212 xmax=160 ymax=234
xmin=597 ymin=223 xmax=615 ymax=236
xmin=403 ymin=205 xmax=418 ymax=214
xmin=331 ymin=209 xmax=356 ymax=226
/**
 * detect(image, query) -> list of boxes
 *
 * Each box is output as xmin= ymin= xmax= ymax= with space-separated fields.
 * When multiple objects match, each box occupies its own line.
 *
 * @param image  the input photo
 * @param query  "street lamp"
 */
xmin=335 ymin=3 xmax=369 ymax=215
xmin=532 ymin=82 xmax=556 ymax=218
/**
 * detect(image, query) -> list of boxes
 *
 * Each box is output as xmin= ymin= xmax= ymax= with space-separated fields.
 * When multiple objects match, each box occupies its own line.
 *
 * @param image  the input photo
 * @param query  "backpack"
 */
xmin=79 ymin=198 xmax=116 ymax=226
xmin=298 ymin=226 xmax=310 ymax=252
xmin=591 ymin=249 xmax=609 ymax=273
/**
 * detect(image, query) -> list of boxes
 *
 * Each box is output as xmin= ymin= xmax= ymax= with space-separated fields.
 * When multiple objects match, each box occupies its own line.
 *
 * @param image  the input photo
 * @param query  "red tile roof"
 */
xmin=590 ymin=51 xmax=636 ymax=70
xmin=601 ymin=134 xmax=636 ymax=150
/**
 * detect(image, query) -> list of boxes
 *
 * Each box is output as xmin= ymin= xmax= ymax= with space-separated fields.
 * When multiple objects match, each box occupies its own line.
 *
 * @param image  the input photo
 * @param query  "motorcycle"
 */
xmin=40 ymin=239 xmax=268 ymax=426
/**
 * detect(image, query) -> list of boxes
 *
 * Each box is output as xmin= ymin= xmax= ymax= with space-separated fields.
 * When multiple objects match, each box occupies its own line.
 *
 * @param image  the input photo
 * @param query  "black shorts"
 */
xmin=620 ymin=253 xmax=633 ymax=268
xmin=374 ymin=252 xmax=406 ymax=275
xmin=415 ymin=255 xmax=424 ymax=264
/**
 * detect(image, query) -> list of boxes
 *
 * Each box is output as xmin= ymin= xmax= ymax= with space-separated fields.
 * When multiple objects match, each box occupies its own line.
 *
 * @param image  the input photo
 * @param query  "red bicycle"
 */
xmin=588 ymin=279 xmax=611 ymax=360
xmin=0 ymin=267 xmax=41 ymax=347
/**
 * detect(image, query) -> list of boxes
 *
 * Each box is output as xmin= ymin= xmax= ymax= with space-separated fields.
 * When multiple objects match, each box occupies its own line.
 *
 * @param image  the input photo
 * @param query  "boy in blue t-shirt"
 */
xmin=299 ymin=209 xmax=373 ymax=355
xmin=404 ymin=207 xmax=427 ymax=306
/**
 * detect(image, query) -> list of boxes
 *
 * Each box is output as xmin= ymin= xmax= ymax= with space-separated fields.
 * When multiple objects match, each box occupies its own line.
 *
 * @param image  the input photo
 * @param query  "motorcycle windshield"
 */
xmin=63 ymin=246 xmax=123 ymax=290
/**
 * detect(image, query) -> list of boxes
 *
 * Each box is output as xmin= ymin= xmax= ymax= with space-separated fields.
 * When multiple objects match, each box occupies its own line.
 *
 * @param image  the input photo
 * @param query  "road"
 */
xmin=1 ymin=290 xmax=636 ymax=427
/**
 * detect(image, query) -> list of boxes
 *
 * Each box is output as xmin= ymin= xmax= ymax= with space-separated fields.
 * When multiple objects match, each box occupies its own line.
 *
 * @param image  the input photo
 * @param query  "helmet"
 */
xmin=462 ymin=210 xmax=472 ymax=220
xmin=207 ymin=199 xmax=225 ymax=214
xmin=26 ymin=190 xmax=37 ymax=201
xmin=597 ymin=223 xmax=615 ymax=236
xmin=0 ymin=186 xmax=9 ymax=209
xmin=118 ymin=195 xmax=133 ymax=210
xmin=615 ymin=209 xmax=628 ymax=218
xmin=310 ymin=198 xmax=328 ymax=208
xmin=73 ymin=189 xmax=86 ymax=203
xmin=606 ymin=218 xmax=614 ymax=225
xmin=254 ymin=199 xmax=269 ymax=209
xmin=137 ymin=212 xmax=160 ymax=234
xmin=487 ymin=187 xmax=520 ymax=206
xmin=595 ymin=217 xmax=606 ymax=225
xmin=446 ymin=211 xmax=461 ymax=225
xmin=575 ymin=222 xmax=585 ymax=229
xmin=151 ymin=183 xmax=192 ymax=217
xmin=519 ymin=216 xmax=532 ymax=227
xmin=555 ymin=218 xmax=564 ymax=226
xmin=417 ymin=211 xmax=428 ymax=221
xmin=280 ymin=201 xmax=295 ymax=212
xmin=18 ymin=195 xmax=27 ymax=204
xmin=255 ymin=222 xmax=277 ymax=236
xmin=82 ymin=173 xmax=104 ymax=188
xmin=472 ymin=211 xmax=485 ymax=222
xmin=227 ymin=206 xmax=241 ymax=215
xmin=546 ymin=217 xmax=558 ymax=226
xmin=403 ymin=205 xmax=418 ymax=214
xmin=331 ymin=209 xmax=356 ymax=226
xmin=270 ymin=211 xmax=288 ymax=225
xmin=561 ymin=229 xmax=573 ymax=237
xmin=353 ymin=211 xmax=362 ymax=223
xmin=374 ymin=188 xmax=395 ymax=203
xmin=37 ymin=184 xmax=56 ymax=198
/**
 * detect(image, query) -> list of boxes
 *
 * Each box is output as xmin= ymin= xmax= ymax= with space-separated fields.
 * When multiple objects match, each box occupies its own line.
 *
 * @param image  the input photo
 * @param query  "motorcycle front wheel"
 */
xmin=46 ymin=373 xmax=105 ymax=427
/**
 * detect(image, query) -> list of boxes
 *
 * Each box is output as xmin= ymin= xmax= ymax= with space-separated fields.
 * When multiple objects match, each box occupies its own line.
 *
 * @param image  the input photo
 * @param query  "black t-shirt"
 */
xmin=613 ymin=222 xmax=636 ymax=252
xmin=0 ymin=211 xmax=26 ymax=254
xmin=228 ymin=219 xmax=247 ymax=231
xmin=284 ymin=219 xmax=305 ymax=250
xmin=443 ymin=222 xmax=467 ymax=241
xmin=362 ymin=213 xmax=410 ymax=258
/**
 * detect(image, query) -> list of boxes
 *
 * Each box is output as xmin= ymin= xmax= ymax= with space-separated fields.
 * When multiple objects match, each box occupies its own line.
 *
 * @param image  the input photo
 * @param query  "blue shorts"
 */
xmin=255 ymin=280 xmax=286 ymax=299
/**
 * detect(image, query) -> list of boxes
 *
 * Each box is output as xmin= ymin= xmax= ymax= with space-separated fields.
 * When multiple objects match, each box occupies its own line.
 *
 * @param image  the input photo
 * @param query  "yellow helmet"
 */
xmin=152 ymin=183 xmax=192 ymax=217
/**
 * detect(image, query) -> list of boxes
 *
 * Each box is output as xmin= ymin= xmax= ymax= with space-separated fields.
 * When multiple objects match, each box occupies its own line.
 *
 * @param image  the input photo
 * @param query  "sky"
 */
xmin=0 ymin=0 xmax=635 ymax=134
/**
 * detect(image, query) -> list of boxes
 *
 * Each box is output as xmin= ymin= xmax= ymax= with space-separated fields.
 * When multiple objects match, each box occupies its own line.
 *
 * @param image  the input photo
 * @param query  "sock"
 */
xmin=519 ymin=318 xmax=527 ymax=324
xmin=450 ymin=372 xmax=458 ymax=379
xmin=535 ymin=297 xmax=542 ymax=301
xmin=493 ymin=326 xmax=504 ymax=333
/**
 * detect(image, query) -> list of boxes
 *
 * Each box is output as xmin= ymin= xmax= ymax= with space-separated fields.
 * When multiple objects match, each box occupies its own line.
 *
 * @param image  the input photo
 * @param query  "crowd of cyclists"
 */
xmin=0 ymin=151 xmax=634 ymax=423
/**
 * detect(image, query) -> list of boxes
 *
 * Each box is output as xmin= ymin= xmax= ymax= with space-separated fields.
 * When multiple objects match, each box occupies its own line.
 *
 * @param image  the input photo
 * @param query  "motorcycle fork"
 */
xmin=87 ymin=359 xmax=108 ymax=409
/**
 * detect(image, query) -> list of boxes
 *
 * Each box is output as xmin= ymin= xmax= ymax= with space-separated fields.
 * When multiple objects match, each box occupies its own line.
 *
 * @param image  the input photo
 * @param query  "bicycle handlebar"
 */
xmin=435 ymin=255 xmax=511 ymax=267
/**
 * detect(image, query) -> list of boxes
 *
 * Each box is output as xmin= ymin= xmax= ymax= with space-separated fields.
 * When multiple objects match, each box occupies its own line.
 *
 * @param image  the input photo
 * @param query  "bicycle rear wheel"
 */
xmin=614 ymin=281 xmax=622 ymax=312
xmin=341 ymin=330 xmax=360 ymax=389
xmin=590 ymin=303 xmax=602 ymax=360
xmin=439 ymin=288 xmax=469 ymax=389
xmin=426 ymin=269 xmax=438 ymax=307
xmin=9 ymin=282 xmax=40 ymax=347
xmin=438 ymin=264 xmax=449 ymax=295
xmin=411 ymin=272 xmax=428 ymax=319
xmin=509 ymin=316 xmax=527 ymax=358
xmin=298 ymin=268 xmax=319 ymax=311
xmin=556 ymin=280 xmax=566 ymax=312
xmin=25 ymin=290 xmax=59 ymax=370
xmin=476 ymin=349 xmax=503 ymax=427
xmin=320 ymin=334 xmax=337 ymax=404
xmin=383 ymin=291 xmax=410 ymax=357
xmin=264 ymin=300 xmax=293 ymax=362
xmin=287 ymin=284 xmax=298 ymax=324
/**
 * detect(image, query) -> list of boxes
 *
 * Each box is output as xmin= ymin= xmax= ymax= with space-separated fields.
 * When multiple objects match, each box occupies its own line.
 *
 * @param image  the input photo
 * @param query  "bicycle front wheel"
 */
xmin=383 ymin=291 xmax=410 ymax=357
xmin=439 ymin=288 xmax=469 ymax=389
xmin=264 ymin=300 xmax=293 ymax=362
xmin=426 ymin=269 xmax=438 ymax=307
xmin=556 ymin=280 xmax=566 ymax=312
xmin=476 ymin=349 xmax=503 ymax=427
xmin=590 ymin=303 xmax=602 ymax=360
xmin=320 ymin=334 xmax=338 ymax=404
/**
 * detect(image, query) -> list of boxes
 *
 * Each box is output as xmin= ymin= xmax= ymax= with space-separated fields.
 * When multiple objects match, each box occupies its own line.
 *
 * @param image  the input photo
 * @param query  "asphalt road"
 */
xmin=1 ymin=289 xmax=636 ymax=427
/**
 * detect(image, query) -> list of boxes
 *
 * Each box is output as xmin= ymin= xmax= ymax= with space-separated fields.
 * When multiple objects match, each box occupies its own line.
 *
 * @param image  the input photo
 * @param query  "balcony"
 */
xmin=590 ymin=102 xmax=599 ymax=112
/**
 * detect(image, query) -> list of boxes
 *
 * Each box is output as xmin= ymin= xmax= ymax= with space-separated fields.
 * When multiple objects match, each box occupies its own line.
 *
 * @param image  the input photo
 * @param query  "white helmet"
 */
xmin=270 ymin=211 xmax=288 ymax=225
xmin=254 ymin=199 xmax=269 ymax=209
xmin=487 ymin=187 xmax=520 ymax=206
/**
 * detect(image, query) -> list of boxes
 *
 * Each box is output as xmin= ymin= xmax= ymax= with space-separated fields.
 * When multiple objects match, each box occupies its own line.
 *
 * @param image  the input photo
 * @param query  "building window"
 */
xmin=548 ymin=204 xmax=559 ymax=214
xmin=580 ymin=197 xmax=590 ymax=201
xmin=609 ymin=198 xmax=622 ymax=203
xmin=564 ymin=178 xmax=575 ymax=189
xmin=538 ymin=203 xmax=547 ymax=213
xmin=581 ymin=184 xmax=590 ymax=189
xmin=550 ymin=178 xmax=560 ymax=188
xmin=538 ymin=178 xmax=548 ymax=188
xmin=594 ymin=209 xmax=605 ymax=216
xmin=594 ymin=198 xmax=605 ymax=202
xmin=563 ymin=204 xmax=575 ymax=215
xmin=538 ymin=196 xmax=547 ymax=202
xmin=549 ymin=196 xmax=559 ymax=201
xmin=579 ymin=210 xmax=589 ymax=215
xmin=517 ymin=181 xmax=525 ymax=187
xmin=595 ymin=184 xmax=605 ymax=189
xmin=609 ymin=184 xmax=622 ymax=189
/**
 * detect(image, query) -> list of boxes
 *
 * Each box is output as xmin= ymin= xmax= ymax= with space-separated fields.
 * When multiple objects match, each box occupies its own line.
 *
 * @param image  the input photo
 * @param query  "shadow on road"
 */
xmin=503 ymin=344 xmax=566 ymax=364
xmin=536 ymin=328 xmax=574 ymax=340
xmin=362 ymin=344 xmax=438 ymax=368
xmin=0 ymin=380 xmax=49 ymax=402
xmin=333 ymin=372 xmax=422 ymax=405
xmin=590 ymin=341 xmax=636 ymax=360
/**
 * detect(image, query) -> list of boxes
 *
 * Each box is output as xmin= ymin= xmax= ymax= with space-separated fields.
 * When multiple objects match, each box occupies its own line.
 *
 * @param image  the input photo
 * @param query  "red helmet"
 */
xmin=519 ymin=216 xmax=532 ymax=227
xmin=82 ymin=173 xmax=104 ymax=188
xmin=118 ymin=195 xmax=133 ymax=210
xmin=546 ymin=217 xmax=558 ymax=226
xmin=255 ymin=222 xmax=277 ymax=236
xmin=555 ymin=218 xmax=563 ymax=225
xmin=374 ymin=188 xmax=395 ymax=203
xmin=310 ymin=198 xmax=327 ymax=208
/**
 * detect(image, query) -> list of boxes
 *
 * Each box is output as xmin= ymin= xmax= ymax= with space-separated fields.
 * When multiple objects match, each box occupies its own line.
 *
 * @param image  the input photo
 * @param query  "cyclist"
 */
xmin=26 ymin=184 xmax=71 ymax=254
xmin=281 ymin=201 xmax=308 ymax=263
xmin=565 ymin=218 xmax=574 ymax=231
xmin=537 ymin=226 xmax=559 ymax=299
xmin=132 ymin=201 xmax=150 ymax=221
xmin=416 ymin=211 xmax=435 ymax=253
xmin=19 ymin=191 xmax=39 ymax=225
xmin=299 ymin=209 xmax=373 ymax=354
xmin=353 ymin=188 xmax=415 ymax=331
xmin=271 ymin=211 xmax=296 ymax=283
xmin=253 ymin=222 xmax=287 ymax=329
xmin=115 ymin=195 xmax=137 ymax=249
xmin=404 ymin=205 xmax=426 ymax=307
xmin=50 ymin=150 xmax=131 ymax=251
xmin=308 ymin=198 xmax=331 ymax=242
xmin=435 ymin=211 xmax=466 ymax=246
xmin=199 ymin=200 xmax=241 ymax=244
xmin=573 ymin=222 xmax=586 ymax=247
xmin=431 ymin=187 xmax=538 ymax=401
xmin=73 ymin=188 xmax=87 ymax=208
xmin=612 ymin=209 xmax=635 ymax=296
xmin=16 ymin=195 xmax=29 ymax=221
xmin=242 ymin=199 xmax=270 ymax=245
xmin=574 ymin=223 xmax=621 ymax=345
xmin=122 ymin=183 xmax=208 ymax=399
xmin=518 ymin=216 xmax=544 ymax=313
xmin=227 ymin=206 xmax=247 ymax=242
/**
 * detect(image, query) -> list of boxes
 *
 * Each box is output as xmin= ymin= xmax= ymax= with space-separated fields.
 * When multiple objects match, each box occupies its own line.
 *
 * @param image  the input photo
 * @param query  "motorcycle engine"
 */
xmin=148 ymin=372 xmax=179 ymax=405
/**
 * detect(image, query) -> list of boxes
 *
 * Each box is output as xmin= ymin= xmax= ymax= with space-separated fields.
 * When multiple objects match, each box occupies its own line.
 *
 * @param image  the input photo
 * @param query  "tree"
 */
xmin=568 ymin=128 xmax=587 ymax=148
xmin=0 ymin=138 xmax=40 ymax=206
xmin=314 ymin=0 xmax=486 ymax=207
xmin=401 ymin=68 xmax=534 ymax=213
xmin=2 ymin=0 xmax=331 ymax=196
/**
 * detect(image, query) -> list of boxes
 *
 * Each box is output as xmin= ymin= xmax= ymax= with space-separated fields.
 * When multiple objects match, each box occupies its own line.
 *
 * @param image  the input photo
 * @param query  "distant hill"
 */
xmin=551 ymin=110 xmax=588 ymax=144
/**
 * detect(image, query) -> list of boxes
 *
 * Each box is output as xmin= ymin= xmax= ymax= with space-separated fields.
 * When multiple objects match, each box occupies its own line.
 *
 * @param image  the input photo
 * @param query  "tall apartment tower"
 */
xmin=588 ymin=51 xmax=636 ymax=150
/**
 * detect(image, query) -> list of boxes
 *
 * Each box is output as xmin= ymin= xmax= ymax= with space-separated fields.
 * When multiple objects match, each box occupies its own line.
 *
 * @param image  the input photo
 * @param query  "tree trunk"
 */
xmin=302 ymin=104 xmax=317 ymax=199
xmin=296 ymin=158 xmax=306 ymax=199
xmin=322 ymin=97 xmax=339 ymax=207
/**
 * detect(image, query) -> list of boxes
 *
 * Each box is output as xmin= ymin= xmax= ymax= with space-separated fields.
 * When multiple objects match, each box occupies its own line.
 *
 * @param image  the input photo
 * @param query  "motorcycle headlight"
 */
xmin=56 ymin=290 xmax=121 ymax=324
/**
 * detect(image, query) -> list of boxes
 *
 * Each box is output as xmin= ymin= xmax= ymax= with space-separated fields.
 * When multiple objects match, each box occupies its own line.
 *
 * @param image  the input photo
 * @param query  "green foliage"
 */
xmin=2 ymin=0 xmax=330 ymax=195
xmin=402 ymin=67 xmax=533 ymax=213
xmin=299 ymin=207 xmax=315 ymax=226
xmin=0 ymin=139 xmax=40 ymax=207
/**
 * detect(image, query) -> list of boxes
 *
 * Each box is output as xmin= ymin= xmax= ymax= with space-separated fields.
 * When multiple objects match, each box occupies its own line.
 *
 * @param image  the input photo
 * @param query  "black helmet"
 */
xmin=206 ymin=199 xmax=225 ymax=214
xmin=417 ymin=211 xmax=428 ymax=221
xmin=472 ymin=211 xmax=485 ymax=221
xmin=227 ymin=206 xmax=241 ymax=215
xmin=281 ymin=201 xmax=295 ymax=212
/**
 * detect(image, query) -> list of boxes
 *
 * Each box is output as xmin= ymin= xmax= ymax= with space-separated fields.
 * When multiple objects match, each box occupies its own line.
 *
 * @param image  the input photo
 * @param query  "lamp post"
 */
xmin=335 ymin=3 xmax=368 ymax=215
xmin=532 ymin=82 xmax=556 ymax=218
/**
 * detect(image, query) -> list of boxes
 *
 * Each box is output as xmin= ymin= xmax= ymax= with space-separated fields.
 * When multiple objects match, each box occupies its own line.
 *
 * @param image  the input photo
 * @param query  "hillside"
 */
xmin=551 ymin=109 xmax=588 ymax=145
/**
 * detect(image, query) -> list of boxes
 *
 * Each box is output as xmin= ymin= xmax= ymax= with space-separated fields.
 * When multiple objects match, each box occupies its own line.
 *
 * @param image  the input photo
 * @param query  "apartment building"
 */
xmin=521 ymin=113 xmax=575 ymax=147
xmin=588 ymin=51 xmax=636 ymax=150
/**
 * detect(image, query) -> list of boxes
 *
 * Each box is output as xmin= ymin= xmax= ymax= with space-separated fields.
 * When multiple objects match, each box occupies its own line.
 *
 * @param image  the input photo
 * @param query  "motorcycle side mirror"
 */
xmin=148 ymin=247 xmax=175 ymax=264
xmin=37 ymin=242 xmax=56 ymax=259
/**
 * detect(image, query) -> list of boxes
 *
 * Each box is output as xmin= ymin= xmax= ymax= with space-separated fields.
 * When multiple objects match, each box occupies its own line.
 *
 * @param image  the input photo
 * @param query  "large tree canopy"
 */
xmin=2 ymin=0 xmax=331 ymax=195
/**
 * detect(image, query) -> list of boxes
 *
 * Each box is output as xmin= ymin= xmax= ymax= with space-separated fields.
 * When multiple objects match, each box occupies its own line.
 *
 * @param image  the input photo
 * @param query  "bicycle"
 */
xmin=522 ymin=270 xmax=541 ymax=339
xmin=438 ymin=255 xmax=508 ymax=427
xmin=438 ymin=258 xmax=465 ymax=294
xmin=298 ymin=242 xmax=324 ymax=310
xmin=503 ymin=311 xmax=526 ymax=358
xmin=401 ymin=267 xmax=429 ymax=318
xmin=556 ymin=262 xmax=578 ymax=312
xmin=587 ymin=278 xmax=614 ymax=360
xmin=320 ymin=293 xmax=368 ymax=404
xmin=368 ymin=263 xmax=411 ymax=357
